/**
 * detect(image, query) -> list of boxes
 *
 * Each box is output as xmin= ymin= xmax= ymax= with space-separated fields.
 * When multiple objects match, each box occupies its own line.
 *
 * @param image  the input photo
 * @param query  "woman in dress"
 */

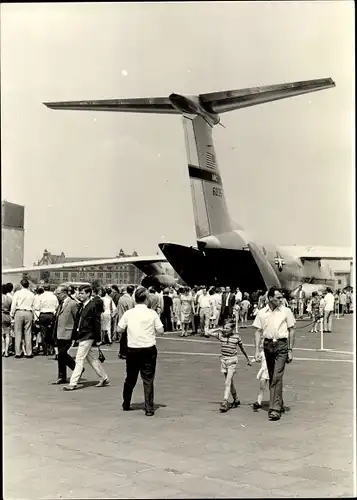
xmin=172 ymin=289 xmax=182 ymax=331
xmin=310 ymin=291 xmax=321 ymax=333
xmin=180 ymin=287 xmax=194 ymax=337
xmin=100 ymin=288 xmax=117 ymax=345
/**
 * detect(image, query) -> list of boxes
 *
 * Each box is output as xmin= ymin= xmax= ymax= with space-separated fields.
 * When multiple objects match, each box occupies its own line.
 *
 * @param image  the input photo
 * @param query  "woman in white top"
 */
xmin=100 ymin=288 xmax=117 ymax=344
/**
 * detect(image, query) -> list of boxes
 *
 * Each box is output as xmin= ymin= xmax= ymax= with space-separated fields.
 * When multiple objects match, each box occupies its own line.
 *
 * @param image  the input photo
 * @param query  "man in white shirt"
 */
xmin=253 ymin=286 xmax=295 ymax=421
xmin=198 ymin=287 xmax=211 ymax=337
xmin=235 ymin=287 xmax=242 ymax=304
xmin=34 ymin=283 xmax=59 ymax=356
xmin=323 ymin=288 xmax=335 ymax=332
xmin=296 ymin=285 xmax=306 ymax=319
xmin=339 ymin=291 xmax=347 ymax=317
xmin=10 ymin=278 xmax=35 ymax=358
xmin=117 ymin=287 xmax=164 ymax=416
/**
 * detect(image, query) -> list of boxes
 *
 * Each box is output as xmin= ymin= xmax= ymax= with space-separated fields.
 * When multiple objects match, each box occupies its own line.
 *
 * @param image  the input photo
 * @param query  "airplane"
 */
xmin=2 ymin=77 xmax=353 ymax=295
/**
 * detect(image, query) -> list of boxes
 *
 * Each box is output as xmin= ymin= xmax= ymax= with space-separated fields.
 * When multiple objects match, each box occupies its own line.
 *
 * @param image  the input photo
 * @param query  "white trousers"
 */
xmin=70 ymin=339 xmax=108 ymax=387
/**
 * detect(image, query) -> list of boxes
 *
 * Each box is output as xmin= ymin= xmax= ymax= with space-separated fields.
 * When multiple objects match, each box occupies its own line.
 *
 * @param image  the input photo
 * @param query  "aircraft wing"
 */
xmin=199 ymin=78 xmax=336 ymax=114
xmin=282 ymin=246 xmax=353 ymax=261
xmin=1 ymin=255 xmax=167 ymax=275
xmin=44 ymin=97 xmax=180 ymax=114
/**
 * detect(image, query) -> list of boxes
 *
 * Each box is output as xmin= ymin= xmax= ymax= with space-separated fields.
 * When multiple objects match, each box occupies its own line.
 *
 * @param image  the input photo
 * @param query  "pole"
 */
xmin=320 ymin=315 xmax=324 ymax=351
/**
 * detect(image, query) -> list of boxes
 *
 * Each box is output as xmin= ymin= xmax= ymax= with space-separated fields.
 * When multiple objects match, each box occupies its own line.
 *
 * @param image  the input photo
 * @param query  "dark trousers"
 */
xmin=264 ymin=338 xmax=288 ymax=413
xmin=161 ymin=312 xmax=172 ymax=332
xmin=39 ymin=313 xmax=55 ymax=354
xmin=57 ymin=338 xmax=76 ymax=380
xmin=119 ymin=330 xmax=128 ymax=357
xmin=192 ymin=313 xmax=200 ymax=333
xmin=123 ymin=345 xmax=157 ymax=411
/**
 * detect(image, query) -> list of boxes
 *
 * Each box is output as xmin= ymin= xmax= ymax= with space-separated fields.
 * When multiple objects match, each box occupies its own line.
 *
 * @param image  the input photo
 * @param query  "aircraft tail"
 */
xmin=183 ymin=115 xmax=235 ymax=239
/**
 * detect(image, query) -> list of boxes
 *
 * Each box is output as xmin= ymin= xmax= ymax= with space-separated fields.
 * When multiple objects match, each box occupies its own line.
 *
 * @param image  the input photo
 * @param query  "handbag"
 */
xmin=98 ymin=347 xmax=106 ymax=363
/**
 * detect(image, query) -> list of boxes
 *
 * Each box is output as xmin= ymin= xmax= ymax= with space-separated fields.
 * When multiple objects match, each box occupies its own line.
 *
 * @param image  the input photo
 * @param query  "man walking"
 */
xmin=51 ymin=285 xmax=79 ymax=384
xmin=198 ymin=286 xmax=211 ymax=337
xmin=117 ymin=285 xmax=135 ymax=359
xmin=63 ymin=285 xmax=109 ymax=391
xmin=253 ymin=286 xmax=295 ymax=421
xmin=117 ymin=287 xmax=164 ymax=416
xmin=35 ymin=283 xmax=59 ymax=356
xmin=10 ymin=278 xmax=35 ymax=358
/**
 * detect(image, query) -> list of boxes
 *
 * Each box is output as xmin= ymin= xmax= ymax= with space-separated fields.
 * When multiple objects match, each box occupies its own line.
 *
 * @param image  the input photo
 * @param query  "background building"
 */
xmin=1 ymin=200 xmax=25 ymax=284
xmin=33 ymin=248 xmax=144 ymax=286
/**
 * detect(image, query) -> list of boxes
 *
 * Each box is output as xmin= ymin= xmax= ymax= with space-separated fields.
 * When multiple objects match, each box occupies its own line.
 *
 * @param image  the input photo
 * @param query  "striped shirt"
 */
xmin=218 ymin=332 xmax=242 ymax=357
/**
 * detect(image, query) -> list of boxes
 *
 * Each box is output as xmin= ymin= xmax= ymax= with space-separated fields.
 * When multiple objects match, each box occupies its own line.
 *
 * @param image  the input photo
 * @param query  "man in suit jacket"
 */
xmin=51 ymin=285 xmax=79 ymax=384
xmin=117 ymin=285 xmax=135 ymax=359
xmin=220 ymin=286 xmax=236 ymax=323
xmin=63 ymin=285 xmax=109 ymax=391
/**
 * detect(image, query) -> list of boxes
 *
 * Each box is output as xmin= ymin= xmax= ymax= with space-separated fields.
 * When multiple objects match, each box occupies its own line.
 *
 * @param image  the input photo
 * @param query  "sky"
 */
xmin=1 ymin=1 xmax=354 ymax=266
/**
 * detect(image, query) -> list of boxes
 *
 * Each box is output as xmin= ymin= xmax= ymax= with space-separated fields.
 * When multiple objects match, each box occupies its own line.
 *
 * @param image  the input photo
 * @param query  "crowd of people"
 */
xmin=1 ymin=278 xmax=353 ymax=420
xmin=1 ymin=281 xmax=353 ymax=359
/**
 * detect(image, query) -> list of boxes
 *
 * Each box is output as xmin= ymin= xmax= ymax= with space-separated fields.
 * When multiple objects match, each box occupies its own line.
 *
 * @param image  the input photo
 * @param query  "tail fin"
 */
xmin=183 ymin=115 xmax=233 ymax=239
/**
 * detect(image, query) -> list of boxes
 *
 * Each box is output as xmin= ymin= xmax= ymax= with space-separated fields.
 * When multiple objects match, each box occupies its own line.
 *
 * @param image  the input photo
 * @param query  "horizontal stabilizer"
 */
xmin=44 ymin=97 xmax=179 ymax=114
xmin=199 ymin=78 xmax=335 ymax=114
xmin=44 ymin=78 xmax=335 ymax=117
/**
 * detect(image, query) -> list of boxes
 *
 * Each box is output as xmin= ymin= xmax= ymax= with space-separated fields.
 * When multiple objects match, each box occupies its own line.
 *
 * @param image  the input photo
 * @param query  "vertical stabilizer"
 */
xmin=183 ymin=116 xmax=232 ymax=239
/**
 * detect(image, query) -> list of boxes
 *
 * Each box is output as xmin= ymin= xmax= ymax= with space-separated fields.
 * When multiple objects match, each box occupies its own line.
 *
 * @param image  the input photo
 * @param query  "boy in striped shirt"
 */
xmin=207 ymin=319 xmax=251 ymax=412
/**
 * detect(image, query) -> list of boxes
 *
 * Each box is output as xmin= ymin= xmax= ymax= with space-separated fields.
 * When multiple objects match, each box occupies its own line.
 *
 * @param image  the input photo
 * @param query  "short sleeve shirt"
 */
xmin=252 ymin=305 xmax=295 ymax=340
xmin=118 ymin=304 xmax=163 ymax=348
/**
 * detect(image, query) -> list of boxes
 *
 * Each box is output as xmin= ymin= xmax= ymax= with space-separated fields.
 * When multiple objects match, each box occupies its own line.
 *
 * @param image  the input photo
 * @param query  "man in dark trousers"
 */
xmin=117 ymin=287 xmax=164 ymax=416
xmin=51 ymin=285 xmax=79 ymax=384
xmin=116 ymin=285 xmax=135 ymax=359
xmin=220 ymin=286 xmax=236 ymax=324
xmin=63 ymin=285 xmax=109 ymax=391
xmin=253 ymin=286 xmax=295 ymax=421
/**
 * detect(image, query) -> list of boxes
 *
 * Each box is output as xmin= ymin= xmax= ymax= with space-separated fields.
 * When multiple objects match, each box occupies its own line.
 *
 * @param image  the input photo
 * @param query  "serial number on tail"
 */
xmin=213 ymin=187 xmax=223 ymax=197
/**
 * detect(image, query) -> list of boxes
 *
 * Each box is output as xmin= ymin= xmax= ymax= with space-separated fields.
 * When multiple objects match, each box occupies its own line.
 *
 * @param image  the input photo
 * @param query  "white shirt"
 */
xmin=10 ymin=288 xmax=35 ymax=317
xmin=102 ymin=295 xmax=117 ymax=316
xmin=225 ymin=293 xmax=232 ymax=307
xmin=240 ymin=299 xmax=251 ymax=310
xmin=324 ymin=292 xmax=335 ymax=311
xmin=235 ymin=291 xmax=242 ymax=303
xmin=198 ymin=294 xmax=211 ymax=309
xmin=118 ymin=304 xmax=163 ymax=348
xmin=253 ymin=305 xmax=295 ymax=340
xmin=35 ymin=291 xmax=59 ymax=314
xmin=339 ymin=293 xmax=347 ymax=305
xmin=212 ymin=293 xmax=222 ymax=309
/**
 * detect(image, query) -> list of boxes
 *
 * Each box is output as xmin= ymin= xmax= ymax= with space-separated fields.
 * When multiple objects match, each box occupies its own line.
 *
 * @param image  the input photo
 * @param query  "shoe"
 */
xmin=51 ymin=379 xmax=68 ymax=385
xmin=54 ymin=355 xmax=58 ymax=361
xmin=95 ymin=378 xmax=110 ymax=387
xmin=280 ymin=405 xmax=290 ymax=413
xmin=268 ymin=410 xmax=281 ymax=421
xmin=253 ymin=401 xmax=262 ymax=410
xmin=219 ymin=400 xmax=229 ymax=413
xmin=15 ymin=354 xmax=24 ymax=359
xmin=118 ymin=354 xmax=127 ymax=360
xmin=25 ymin=355 xmax=34 ymax=359
xmin=122 ymin=403 xmax=131 ymax=411
xmin=145 ymin=410 xmax=155 ymax=417
xmin=231 ymin=398 xmax=241 ymax=408
xmin=63 ymin=385 xmax=77 ymax=391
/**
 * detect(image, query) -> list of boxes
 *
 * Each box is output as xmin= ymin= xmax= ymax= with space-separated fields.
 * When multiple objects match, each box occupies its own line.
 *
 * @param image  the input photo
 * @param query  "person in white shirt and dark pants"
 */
xmin=117 ymin=287 xmax=164 ymax=416
xmin=10 ymin=279 xmax=35 ymax=358
xmin=35 ymin=283 xmax=59 ymax=356
xmin=253 ymin=286 xmax=295 ymax=421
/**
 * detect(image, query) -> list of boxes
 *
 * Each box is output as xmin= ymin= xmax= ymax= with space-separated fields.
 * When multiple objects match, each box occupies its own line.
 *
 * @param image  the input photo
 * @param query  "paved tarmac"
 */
xmin=3 ymin=315 xmax=355 ymax=499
